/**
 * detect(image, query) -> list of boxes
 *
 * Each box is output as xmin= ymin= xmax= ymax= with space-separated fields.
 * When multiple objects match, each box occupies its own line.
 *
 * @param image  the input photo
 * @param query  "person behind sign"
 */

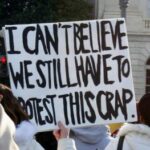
xmin=0 ymin=83 xmax=44 ymax=150
xmin=69 ymin=125 xmax=112 ymax=150
xmin=0 ymin=94 xmax=19 ymax=150
xmin=53 ymin=117 xmax=112 ymax=150
xmin=105 ymin=93 xmax=150 ymax=150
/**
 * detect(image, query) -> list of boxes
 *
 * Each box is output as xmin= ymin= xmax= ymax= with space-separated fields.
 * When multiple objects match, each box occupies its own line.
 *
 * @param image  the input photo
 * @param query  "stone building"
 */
xmin=91 ymin=0 xmax=150 ymax=99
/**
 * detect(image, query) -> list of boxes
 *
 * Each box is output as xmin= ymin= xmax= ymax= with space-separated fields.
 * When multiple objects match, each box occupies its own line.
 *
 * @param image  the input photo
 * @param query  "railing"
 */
xmin=144 ymin=19 xmax=150 ymax=28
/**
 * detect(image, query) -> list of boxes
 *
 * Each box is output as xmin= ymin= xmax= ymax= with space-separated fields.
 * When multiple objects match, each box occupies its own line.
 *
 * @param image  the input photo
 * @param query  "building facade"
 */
xmin=95 ymin=0 xmax=150 ymax=100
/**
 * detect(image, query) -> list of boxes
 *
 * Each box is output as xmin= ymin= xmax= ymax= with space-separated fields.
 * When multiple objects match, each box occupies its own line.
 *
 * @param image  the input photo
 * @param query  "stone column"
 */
xmin=119 ymin=0 xmax=129 ymax=18
xmin=102 ymin=0 xmax=121 ymax=18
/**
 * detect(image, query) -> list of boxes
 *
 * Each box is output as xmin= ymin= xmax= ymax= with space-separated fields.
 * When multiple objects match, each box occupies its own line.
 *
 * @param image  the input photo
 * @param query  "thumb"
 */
xmin=58 ymin=121 xmax=69 ymax=138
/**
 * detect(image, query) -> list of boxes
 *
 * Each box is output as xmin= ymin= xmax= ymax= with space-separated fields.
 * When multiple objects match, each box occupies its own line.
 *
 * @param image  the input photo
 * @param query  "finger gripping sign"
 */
xmin=3 ymin=18 xmax=137 ymax=131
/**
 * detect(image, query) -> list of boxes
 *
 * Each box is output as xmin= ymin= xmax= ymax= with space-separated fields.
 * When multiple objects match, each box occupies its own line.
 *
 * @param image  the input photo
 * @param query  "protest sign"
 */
xmin=3 ymin=18 xmax=137 ymax=131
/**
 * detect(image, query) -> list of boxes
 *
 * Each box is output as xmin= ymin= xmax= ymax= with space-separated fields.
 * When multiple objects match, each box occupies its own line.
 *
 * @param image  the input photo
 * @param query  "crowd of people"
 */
xmin=0 ymin=83 xmax=150 ymax=150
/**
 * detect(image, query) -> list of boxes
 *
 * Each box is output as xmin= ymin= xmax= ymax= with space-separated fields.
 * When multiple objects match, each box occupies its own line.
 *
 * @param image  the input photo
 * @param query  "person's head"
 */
xmin=0 ymin=83 xmax=29 ymax=125
xmin=138 ymin=93 xmax=150 ymax=126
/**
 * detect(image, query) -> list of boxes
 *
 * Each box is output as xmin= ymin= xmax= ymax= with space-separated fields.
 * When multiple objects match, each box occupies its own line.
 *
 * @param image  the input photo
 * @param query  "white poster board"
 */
xmin=3 ymin=18 xmax=137 ymax=131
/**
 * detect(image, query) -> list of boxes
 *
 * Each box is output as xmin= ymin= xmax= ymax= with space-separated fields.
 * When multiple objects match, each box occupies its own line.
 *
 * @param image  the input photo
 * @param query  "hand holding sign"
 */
xmin=53 ymin=121 xmax=70 ymax=141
